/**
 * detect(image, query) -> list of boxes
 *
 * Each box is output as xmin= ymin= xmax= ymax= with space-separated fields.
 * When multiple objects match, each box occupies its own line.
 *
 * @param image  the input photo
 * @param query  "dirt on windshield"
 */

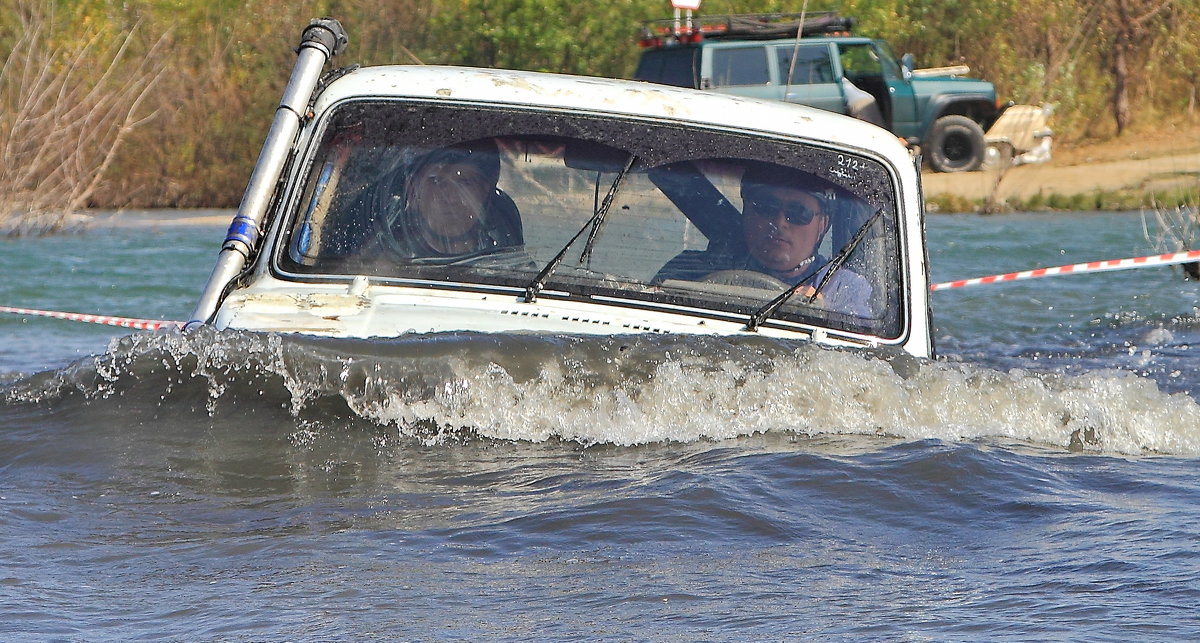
xmin=922 ymin=121 xmax=1200 ymax=205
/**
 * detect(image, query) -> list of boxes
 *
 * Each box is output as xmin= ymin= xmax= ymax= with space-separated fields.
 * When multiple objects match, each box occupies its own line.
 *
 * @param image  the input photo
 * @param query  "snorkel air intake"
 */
xmin=187 ymin=18 xmax=348 ymax=329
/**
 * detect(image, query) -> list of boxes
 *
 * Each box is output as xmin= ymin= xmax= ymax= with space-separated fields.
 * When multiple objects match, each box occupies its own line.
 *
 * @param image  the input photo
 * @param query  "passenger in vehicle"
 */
xmin=841 ymin=77 xmax=885 ymax=128
xmin=655 ymin=162 xmax=872 ymax=317
xmin=382 ymin=138 xmax=523 ymax=261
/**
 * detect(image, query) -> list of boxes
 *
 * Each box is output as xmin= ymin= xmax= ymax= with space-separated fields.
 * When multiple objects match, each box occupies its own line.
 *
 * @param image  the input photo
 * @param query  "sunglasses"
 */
xmin=743 ymin=189 xmax=821 ymax=226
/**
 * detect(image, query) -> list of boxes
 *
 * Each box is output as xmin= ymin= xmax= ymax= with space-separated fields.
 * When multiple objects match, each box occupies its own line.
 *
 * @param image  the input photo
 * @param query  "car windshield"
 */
xmin=276 ymin=99 xmax=904 ymax=338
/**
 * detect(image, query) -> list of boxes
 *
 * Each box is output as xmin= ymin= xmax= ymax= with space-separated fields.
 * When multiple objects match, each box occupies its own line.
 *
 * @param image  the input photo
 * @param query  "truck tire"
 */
xmin=926 ymin=115 xmax=986 ymax=173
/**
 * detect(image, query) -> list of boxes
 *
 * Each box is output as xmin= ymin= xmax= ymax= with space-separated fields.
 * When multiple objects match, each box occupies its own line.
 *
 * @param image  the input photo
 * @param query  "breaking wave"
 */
xmin=5 ymin=327 xmax=1200 ymax=456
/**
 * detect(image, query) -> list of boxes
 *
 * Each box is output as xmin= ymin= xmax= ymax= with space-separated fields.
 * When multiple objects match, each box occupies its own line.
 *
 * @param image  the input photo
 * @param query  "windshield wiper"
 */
xmin=523 ymin=154 xmax=636 ymax=303
xmin=746 ymin=207 xmax=884 ymax=331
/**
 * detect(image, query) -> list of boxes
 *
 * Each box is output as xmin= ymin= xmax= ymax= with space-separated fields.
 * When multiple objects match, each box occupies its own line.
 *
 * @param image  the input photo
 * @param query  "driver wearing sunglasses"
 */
xmin=653 ymin=162 xmax=872 ymax=318
xmin=741 ymin=182 xmax=829 ymax=283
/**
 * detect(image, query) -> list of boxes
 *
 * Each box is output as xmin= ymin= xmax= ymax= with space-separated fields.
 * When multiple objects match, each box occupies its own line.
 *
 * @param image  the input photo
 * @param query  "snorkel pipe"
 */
xmin=187 ymin=18 xmax=348 ymax=328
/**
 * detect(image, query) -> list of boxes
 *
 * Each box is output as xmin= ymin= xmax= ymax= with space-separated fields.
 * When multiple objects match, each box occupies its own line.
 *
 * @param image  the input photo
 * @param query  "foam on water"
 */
xmin=6 ymin=327 xmax=1199 ymax=456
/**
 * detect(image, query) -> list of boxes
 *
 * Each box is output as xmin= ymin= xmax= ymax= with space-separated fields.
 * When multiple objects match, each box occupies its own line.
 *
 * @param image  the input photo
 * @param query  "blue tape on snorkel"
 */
xmin=223 ymin=215 xmax=261 ymax=250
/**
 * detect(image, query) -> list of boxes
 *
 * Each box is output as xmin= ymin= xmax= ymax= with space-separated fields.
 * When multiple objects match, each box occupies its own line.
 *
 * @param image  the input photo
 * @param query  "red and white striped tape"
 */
xmin=0 ymin=306 xmax=183 ymax=331
xmin=4 ymin=248 xmax=1199 ymax=325
xmin=930 ymin=249 xmax=1200 ymax=291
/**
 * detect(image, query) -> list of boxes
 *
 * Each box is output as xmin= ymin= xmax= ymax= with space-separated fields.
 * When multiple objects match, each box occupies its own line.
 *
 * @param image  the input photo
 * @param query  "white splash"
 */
xmin=9 ymin=329 xmax=1199 ymax=456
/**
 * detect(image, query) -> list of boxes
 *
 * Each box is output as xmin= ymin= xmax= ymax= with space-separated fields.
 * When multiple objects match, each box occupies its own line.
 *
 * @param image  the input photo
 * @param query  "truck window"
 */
xmin=633 ymin=48 xmax=700 ymax=88
xmin=775 ymin=44 xmax=835 ymax=85
xmin=871 ymin=41 xmax=905 ymax=80
xmin=710 ymin=46 xmax=770 ymax=87
xmin=838 ymin=43 xmax=883 ymax=82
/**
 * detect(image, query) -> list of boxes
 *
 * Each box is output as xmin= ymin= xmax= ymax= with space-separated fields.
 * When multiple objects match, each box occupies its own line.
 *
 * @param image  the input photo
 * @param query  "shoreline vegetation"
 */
xmin=1 ymin=0 xmax=1198 ymax=230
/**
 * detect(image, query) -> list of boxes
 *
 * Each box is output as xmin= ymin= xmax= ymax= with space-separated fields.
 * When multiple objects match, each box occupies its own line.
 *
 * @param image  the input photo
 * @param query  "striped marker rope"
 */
xmin=4 ymin=248 xmax=1198 ymax=325
xmin=930 ymin=249 xmax=1200 ymax=291
xmin=0 ymin=306 xmax=183 ymax=331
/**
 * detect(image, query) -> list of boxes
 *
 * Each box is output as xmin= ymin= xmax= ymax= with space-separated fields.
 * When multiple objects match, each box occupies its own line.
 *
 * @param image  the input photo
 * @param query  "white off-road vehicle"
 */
xmin=190 ymin=19 xmax=935 ymax=359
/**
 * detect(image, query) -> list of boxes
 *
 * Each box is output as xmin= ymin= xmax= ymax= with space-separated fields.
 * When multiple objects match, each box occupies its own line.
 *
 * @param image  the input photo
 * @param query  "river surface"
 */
xmin=2 ymin=211 xmax=1198 ymax=641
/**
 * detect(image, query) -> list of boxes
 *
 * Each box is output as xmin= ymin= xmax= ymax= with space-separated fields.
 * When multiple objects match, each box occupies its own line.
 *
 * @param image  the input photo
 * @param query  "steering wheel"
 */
xmin=700 ymin=270 xmax=788 ymax=292
xmin=373 ymin=197 xmax=413 ymax=260
xmin=346 ymin=166 xmax=411 ymax=261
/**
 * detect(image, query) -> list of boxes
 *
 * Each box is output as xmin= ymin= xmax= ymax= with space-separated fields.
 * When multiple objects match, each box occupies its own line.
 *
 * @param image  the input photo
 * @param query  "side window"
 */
xmin=634 ymin=48 xmax=700 ymax=89
xmin=710 ymin=46 xmax=770 ymax=87
xmin=838 ymin=43 xmax=883 ymax=80
xmin=871 ymin=42 xmax=905 ymax=80
xmin=775 ymin=45 xmax=835 ymax=85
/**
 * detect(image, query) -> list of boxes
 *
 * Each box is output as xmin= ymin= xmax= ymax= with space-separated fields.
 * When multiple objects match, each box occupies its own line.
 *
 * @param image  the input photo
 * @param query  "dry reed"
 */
xmin=0 ymin=10 xmax=165 ymax=235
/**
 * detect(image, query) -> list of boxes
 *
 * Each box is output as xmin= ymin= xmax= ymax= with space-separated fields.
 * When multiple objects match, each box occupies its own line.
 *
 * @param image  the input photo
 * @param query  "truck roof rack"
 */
xmin=638 ymin=12 xmax=855 ymax=47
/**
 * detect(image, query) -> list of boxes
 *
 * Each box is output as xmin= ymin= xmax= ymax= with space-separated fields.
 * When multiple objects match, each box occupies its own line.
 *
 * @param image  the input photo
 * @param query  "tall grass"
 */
xmin=1 ymin=0 xmax=1198 ymax=217
xmin=0 ymin=9 xmax=165 ymax=235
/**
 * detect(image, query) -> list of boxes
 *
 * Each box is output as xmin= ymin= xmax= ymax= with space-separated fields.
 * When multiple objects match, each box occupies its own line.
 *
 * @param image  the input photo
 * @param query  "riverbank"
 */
xmin=79 ymin=209 xmax=232 ymax=230
xmin=923 ymin=122 xmax=1200 ymax=212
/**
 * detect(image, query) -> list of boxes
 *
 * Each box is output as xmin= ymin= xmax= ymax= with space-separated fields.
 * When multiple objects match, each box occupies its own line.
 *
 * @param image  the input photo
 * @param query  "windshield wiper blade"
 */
xmin=746 ymin=207 xmax=884 ymax=331
xmin=523 ymin=154 xmax=636 ymax=303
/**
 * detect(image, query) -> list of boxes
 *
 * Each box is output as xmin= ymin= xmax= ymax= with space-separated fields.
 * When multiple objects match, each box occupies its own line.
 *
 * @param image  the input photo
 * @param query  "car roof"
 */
xmin=315 ymin=65 xmax=909 ymax=165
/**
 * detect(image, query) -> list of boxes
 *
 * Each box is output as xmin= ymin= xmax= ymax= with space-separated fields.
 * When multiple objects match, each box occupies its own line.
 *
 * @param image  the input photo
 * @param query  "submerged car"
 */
xmin=191 ymin=20 xmax=934 ymax=359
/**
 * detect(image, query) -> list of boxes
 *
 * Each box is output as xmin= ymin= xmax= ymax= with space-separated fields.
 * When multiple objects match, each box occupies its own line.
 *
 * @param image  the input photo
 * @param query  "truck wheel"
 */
xmin=926 ymin=115 xmax=986 ymax=172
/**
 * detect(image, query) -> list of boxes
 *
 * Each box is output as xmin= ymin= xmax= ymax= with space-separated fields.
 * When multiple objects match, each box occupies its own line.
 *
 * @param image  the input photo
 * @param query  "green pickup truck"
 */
xmin=634 ymin=13 xmax=1004 ymax=173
